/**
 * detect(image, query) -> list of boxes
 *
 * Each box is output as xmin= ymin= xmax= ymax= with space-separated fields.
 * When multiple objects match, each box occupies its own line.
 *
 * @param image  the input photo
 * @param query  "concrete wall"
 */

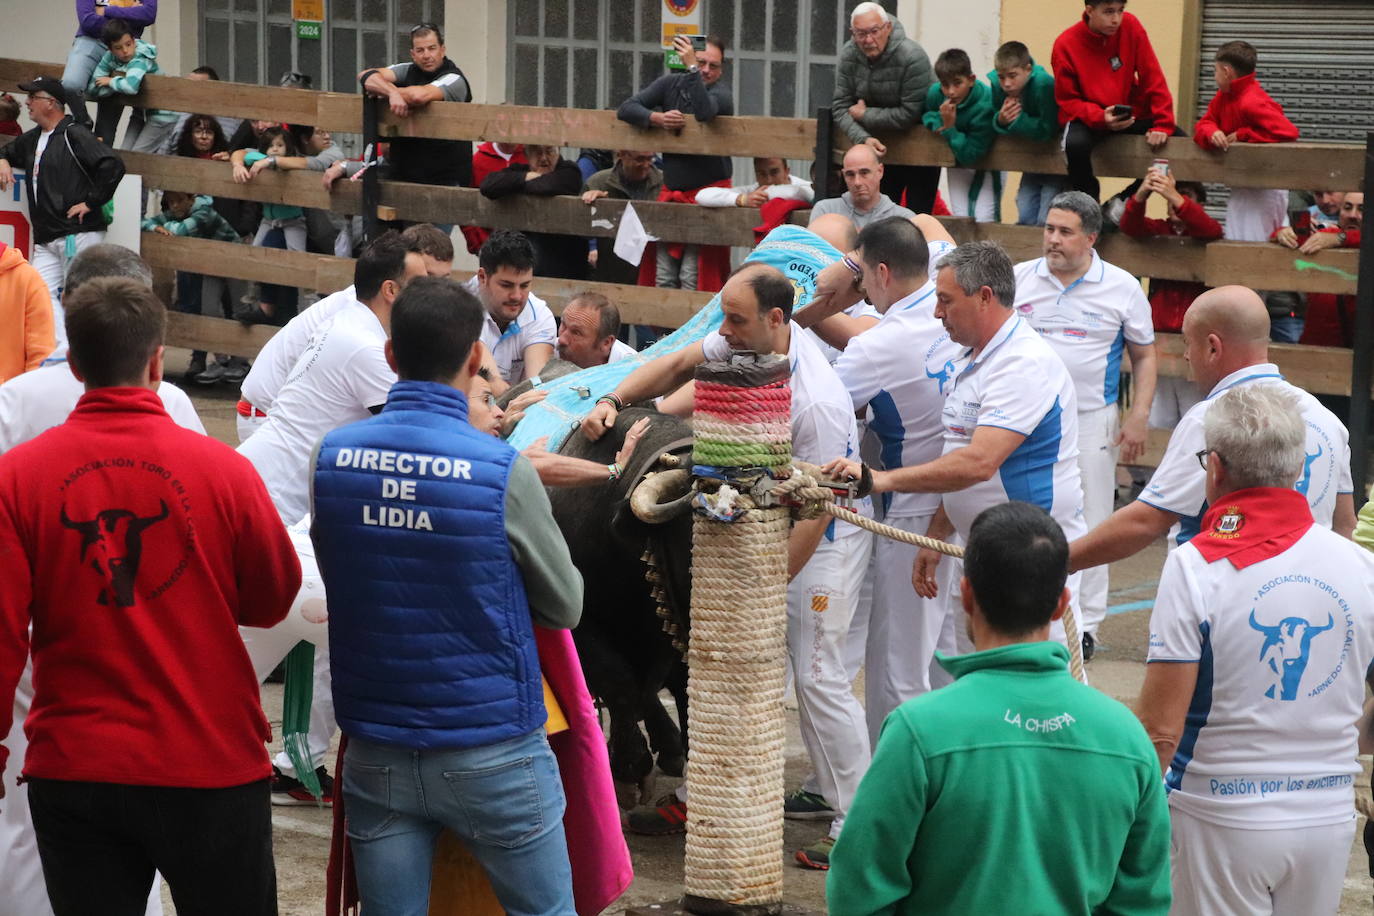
xmin=444 ymin=0 xmax=506 ymax=105
xmin=898 ymin=0 xmax=1003 ymax=77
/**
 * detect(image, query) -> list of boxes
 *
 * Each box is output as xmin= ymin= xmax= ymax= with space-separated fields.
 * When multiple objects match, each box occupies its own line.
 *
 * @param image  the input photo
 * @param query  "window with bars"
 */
xmin=199 ymin=0 xmax=444 ymax=97
xmin=509 ymin=0 xmax=897 ymax=119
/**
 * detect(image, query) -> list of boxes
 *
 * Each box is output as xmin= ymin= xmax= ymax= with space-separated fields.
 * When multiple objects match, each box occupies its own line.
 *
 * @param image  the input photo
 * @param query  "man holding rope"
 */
xmin=823 ymin=241 xmax=1089 ymax=653
xmin=581 ymin=263 xmax=873 ymax=870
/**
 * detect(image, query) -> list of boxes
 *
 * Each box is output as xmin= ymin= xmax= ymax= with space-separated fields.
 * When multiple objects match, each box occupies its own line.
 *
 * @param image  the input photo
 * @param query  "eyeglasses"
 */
xmin=409 ymin=22 xmax=441 ymax=39
xmin=851 ymin=23 xmax=890 ymax=40
xmin=28 ymin=95 xmax=57 ymax=105
xmin=1195 ymin=448 xmax=1226 ymax=470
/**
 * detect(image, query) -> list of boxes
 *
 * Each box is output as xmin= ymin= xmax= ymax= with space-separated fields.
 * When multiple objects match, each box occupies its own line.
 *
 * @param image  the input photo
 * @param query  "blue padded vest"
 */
xmin=312 ymin=380 xmax=544 ymax=749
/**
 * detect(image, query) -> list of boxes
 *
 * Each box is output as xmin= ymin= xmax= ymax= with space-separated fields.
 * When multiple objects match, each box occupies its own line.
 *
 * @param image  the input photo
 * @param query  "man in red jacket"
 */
xmin=1052 ymin=0 xmax=1175 ymax=200
xmin=462 ymin=140 xmax=527 ymax=255
xmin=0 ymin=277 xmax=301 ymax=916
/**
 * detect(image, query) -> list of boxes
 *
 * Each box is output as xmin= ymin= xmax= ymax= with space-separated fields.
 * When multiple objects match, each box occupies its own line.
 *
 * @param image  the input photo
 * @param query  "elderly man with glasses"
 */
xmin=831 ymin=2 xmax=938 ymax=215
xmin=0 ymin=76 xmax=124 ymax=364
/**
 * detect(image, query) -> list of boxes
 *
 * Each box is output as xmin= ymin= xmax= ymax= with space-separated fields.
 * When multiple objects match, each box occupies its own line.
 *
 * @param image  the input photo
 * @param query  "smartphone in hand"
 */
xmin=1109 ymin=104 xmax=1133 ymax=119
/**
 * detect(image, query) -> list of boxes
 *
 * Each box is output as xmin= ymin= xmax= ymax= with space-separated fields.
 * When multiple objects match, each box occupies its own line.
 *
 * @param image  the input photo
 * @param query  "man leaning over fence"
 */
xmin=617 ymin=33 xmax=733 ymax=293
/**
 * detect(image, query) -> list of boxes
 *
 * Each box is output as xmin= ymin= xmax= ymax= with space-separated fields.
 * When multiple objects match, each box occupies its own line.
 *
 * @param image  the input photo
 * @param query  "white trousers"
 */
xmin=1224 ymin=187 xmax=1289 ymax=243
xmin=1169 ymin=806 xmax=1354 ymax=916
xmin=1150 ymin=375 xmax=1202 ymax=431
xmin=1 ymin=660 xmax=163 ymax=916
xmin=861 ymin=511 xmax=961 ymax=748
xmin=240 ymin=519 xmax=334 ymax=776
xmin=946 ymin=168 xmax=1004 ymax=223
xmin=30 ymin=230 xmax=106 ymax=362
xmin=236 ymin=411 xmax=268 ymax=444
xmin=788 ymin=532 xmax=872 ymax=835
xmin=1076 ymin=404 xmax=1118 ymax=636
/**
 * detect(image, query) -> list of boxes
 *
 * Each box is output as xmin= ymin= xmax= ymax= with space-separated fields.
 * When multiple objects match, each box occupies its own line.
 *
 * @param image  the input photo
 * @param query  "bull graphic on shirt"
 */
xmin=61 ymin=501 xmax=170 ymax=607
xmin=1249 ymin=609 xmax=1334 ymax=701
xmin=926 ymin=358 xmax=958 ymax=395
xmin=1294 ymin=444 xmax=1323 ymax=497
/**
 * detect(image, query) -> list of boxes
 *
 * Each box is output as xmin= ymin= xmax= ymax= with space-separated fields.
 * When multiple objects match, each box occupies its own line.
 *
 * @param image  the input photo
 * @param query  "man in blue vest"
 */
xmin=310 ymin=276 xmax=583 ymax=915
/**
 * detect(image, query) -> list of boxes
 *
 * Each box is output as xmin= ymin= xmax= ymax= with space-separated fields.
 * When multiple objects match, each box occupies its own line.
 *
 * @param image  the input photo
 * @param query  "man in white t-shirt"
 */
xmin=1069 ymin=286 xmax=1355 ymax=579
xmin=582 ymin=263 xmax=874 ymax=869
xmin=1013 ymin=191 xmax=1157 ymax=656
xmin=831 ymin=216 xmax=962 ymax=744
xmin=555 ymin=290 xmax=638 ymax=369
xmin=824 ymin=241 xmax=1089 ymax=648
xmin=235 ymin=233 xmax=424 ymax=802
xmin=236 ymin=223 xmax=455 ymax=443
xmin=1137 ymin=383 xmax=1374 ymax=916
xmin=0 ymin=242 xmax=183 ymax=916
xmin=465 ymin=230 xmax=556 ymax=393
xmin=695 ymin=156 xmax=815 ymax=208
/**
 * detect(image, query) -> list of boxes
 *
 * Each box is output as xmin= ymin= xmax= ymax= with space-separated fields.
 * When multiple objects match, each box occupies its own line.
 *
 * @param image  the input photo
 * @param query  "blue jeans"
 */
xmin=1016 ymin=173 xmax=1067 ymax=226
xmin=1270 ymin=314 xmax=1305 ymax=343
xmin=344 ymin=730 xmax=575 ymax=916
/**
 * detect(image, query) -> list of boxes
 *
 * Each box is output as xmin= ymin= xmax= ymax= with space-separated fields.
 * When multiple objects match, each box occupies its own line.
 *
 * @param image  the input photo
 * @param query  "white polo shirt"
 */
xmin=609 ymin=339 xmax=639 ymax=363
xmin=1013 ymin=252 xmax=1154 ymax=412
xmin=240 ymin=286 xmax=357 ymax=412
xmin=702 ymin=321 xmax=872 ymax=538
xmin=835 ymin=271 xmax=962 ymax=518
xmin=0 ymin=365 xmax=204 ymax=453
xmin=940 ymin=314 xmax=1085 ymax=539
xmin=237 ymin=300 xmax=395 ymax=523
xmin=463 ymin=278 xmax=556 ymax=383
xmin=808 ymin=302 xmax=881 ymax=366
xmin=1148 ymin=520 xmax=1374 ymax=828
xmin=1139 ymin=364 xmax=1352 ymax=548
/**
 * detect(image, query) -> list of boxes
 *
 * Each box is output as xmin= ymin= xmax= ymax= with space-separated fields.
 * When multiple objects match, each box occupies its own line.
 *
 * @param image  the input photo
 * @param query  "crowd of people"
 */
xmin=0 ymin=1 xmax=1371 ymax=915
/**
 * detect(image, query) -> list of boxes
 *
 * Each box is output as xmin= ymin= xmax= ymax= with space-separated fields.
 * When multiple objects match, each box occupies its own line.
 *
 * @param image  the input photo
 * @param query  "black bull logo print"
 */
xmin=61 ymin=500 xmax=170 ymax=607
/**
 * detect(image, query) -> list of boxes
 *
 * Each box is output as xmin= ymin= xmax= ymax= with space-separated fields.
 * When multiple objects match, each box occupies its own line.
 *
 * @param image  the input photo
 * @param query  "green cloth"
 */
xmin=828 ymin=641 xmax=1171 ymax=916
xmin=988 ymin=61 xmax=1060 ymax=142
xmin=1353 ymin=490 xmax=1374 ymax=553
xmin=88 ymin=40 xmax=177 ymax=125
xmin=243 ymin=151 xmax=306 ymax=222
xmin=141 ymin=194 xmax=241 ymax=241
xmin=921 ymin=80 xmax=996 ymax=166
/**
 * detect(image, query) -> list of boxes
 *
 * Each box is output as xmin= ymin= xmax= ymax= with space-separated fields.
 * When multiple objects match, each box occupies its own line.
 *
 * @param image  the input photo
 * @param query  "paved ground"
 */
xmin=163 ymin=354 xmax=1374 ymax=914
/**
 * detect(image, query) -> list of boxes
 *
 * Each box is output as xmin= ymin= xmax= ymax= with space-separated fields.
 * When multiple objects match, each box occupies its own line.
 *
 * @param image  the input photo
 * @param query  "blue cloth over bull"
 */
xmin=507 ymin=225 xmax=843 ymax=452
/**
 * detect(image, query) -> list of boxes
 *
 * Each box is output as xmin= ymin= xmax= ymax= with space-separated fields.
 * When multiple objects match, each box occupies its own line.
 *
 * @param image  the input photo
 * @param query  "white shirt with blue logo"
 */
xmin=1012 ymin=252 xmax=1155 ymax=412
xmin=834 ymin=248 xmax=961 ymax=519
xmin=702 ymin=321 xmax=872 ymax=537
xmin=939 ymin=314 xmax=1086 ymax=539
xmin=464 ymin=278 xmax=557 ymax=384
xmin=1148 ymin=524 xmax=1374 ymax=828
xmin=1139 ymin=364 xmax=1353 ymax=548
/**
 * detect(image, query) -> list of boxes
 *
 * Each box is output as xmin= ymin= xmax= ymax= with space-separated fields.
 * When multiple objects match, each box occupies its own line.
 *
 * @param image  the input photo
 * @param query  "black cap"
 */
xmin=17 ymin=76 xmax=67 ymax=108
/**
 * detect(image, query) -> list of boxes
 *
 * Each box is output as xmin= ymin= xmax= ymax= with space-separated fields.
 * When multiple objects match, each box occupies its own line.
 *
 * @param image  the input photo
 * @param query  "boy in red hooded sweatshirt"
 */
xmin=1052 ymin=0 xmax=1175 ymax=201
xmin=1193 ymin=41 xmax=1299 ymax=243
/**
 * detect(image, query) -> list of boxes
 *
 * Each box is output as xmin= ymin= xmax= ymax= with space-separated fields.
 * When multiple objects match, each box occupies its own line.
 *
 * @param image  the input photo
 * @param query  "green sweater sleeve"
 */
xmin=934 ymin=85 xmax=996 ymax=166
xmin=998 ymin=68 xmax=1059 ymax=141
xmin=827 ymin=712 xmax=927 ymax=916
xmin=1101 ymin=765 xmax=1173 ymax=915
xmin=87 ymin=51 xmax=117 ymax=98
xmin=1354 ymin=496 xmax=1374 ymax=553
xmin=504 ymin=455 xmax=583 ymax=630
xmin=919 ymin=83 xmax=944 ymax=134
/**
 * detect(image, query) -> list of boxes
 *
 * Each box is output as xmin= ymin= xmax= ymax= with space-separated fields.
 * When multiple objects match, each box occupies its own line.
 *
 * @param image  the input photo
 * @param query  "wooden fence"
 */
xmin=2 ymin=58 xmax=1369 ymax=473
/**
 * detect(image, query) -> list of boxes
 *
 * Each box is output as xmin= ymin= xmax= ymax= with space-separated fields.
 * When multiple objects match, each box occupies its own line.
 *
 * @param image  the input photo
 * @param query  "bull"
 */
xmin=500 ymin=366 xmax=696 ymax=804
xmin=1249 ymin=609 xmax=1334 ymax=701
xmin=60 ymin=500 xmax=171 ymax=607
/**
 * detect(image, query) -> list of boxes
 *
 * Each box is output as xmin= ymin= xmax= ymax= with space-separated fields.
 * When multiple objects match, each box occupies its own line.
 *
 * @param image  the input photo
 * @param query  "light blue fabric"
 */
xmin=506 ymin=224 xmax=843 ymax=452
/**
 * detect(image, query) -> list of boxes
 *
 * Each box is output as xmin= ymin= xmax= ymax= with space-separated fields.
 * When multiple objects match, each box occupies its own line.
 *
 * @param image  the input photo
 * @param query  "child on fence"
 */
xmin=143 ymin=189 xmax=246 ymax=383
xmin=87 ymin=19 xmax=179 ymax=154
xmin=922 ymin=49 xmax=1000 ymax=222
xmin=1193 ymin=40 xmax=1298 ymax=243
xmin=238 ymin=126 xmax=305 ymax=326
xmin=988 ymin=42 xmax=1063 ymax=226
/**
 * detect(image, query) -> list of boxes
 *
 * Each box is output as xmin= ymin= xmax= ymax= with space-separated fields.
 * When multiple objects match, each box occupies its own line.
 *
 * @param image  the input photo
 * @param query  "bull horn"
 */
xmin=630 ymin=469 xmax=693 ymax=524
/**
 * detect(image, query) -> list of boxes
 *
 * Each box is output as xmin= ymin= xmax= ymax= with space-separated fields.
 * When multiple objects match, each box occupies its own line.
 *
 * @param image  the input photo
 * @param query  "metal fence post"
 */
xmin=1347 ymin=131 xmax=1374 ymax=505
xmin=812 ymin=106 xmax=834 ymax=202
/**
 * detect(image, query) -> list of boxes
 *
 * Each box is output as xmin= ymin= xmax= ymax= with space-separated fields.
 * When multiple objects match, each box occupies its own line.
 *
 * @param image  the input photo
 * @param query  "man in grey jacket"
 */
xmin=810 ymin=144 xmax=916 ymax=229
xmin=831 ymin=3 xmax=937 ymax=214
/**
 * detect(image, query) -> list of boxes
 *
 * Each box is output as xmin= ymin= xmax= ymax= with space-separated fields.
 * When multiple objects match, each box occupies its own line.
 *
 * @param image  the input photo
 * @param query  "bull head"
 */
xmin=61 ymin=500 xmax=170 ymax=607
xmin=630 ymin=470 xmax=693 ymax=525
xmin=1249 ymin=609 xmax=1334 ymax=701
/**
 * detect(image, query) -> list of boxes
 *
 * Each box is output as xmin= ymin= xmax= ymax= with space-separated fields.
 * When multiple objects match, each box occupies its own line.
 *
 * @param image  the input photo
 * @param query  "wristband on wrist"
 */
xmin=841 ymin=254 xmax=865 ymax=292
xmin=607 ymin=462 xmax=624 ymax=481
xmin=597 ymin=393 xmax=625 ymax=411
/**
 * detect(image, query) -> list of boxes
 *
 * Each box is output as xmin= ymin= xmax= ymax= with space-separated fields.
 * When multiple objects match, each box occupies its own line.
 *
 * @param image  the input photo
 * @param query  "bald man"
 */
xmin=1069 ymin=286 xmax=1355 ymax=576
xmin=811 ymin=145 xmax=916 ymax=229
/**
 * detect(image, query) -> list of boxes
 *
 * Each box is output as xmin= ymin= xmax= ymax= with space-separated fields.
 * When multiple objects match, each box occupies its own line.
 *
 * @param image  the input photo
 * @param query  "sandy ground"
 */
xmin=164 ymin=357 xmax=1373 ymax=914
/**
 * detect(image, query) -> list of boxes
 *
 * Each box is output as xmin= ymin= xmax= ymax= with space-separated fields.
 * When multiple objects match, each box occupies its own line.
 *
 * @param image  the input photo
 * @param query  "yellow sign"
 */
xmin=293 ymin=0 xmax=324 ymax=22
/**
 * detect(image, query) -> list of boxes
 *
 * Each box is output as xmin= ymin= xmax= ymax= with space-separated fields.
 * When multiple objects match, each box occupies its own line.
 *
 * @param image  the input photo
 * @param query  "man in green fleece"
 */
xmin=827 ymin=500 xmax=1170 ymax=916
xmin=922 ymin=49 xmax=999 ymax=222
xmin=989 ymin=40 xmax=1066 ymax=226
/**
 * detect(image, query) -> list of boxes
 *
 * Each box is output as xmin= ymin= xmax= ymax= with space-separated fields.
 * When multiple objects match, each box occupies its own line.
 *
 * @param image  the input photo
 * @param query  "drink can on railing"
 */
xmin=1151 ymin=158 xmax=1170 ymax=176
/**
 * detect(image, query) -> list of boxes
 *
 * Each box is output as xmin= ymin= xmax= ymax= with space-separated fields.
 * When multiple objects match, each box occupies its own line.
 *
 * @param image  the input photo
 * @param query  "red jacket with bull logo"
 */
xmin=0 ymin=387 xmax=300 ymax=787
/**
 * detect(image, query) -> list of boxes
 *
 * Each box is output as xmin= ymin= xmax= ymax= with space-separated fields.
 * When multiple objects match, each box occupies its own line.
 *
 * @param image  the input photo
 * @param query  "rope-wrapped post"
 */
xmin=683 ymin=353 xmax=791 ymax=916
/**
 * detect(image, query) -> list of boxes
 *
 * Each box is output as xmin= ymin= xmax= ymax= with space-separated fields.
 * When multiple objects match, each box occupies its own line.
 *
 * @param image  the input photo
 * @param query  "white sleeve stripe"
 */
xmin=431 ymin=74 xmax=461 ymax=87
xmin=1147 ymin=657 xmax=1203 ymax=664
